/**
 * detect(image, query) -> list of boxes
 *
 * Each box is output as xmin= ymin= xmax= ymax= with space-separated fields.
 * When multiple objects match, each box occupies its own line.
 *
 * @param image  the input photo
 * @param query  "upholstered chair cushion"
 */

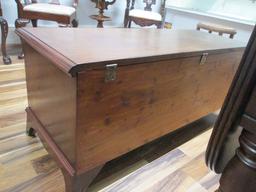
xmin=197 ymin=22 xmax=237 ymax=34
xmin=23 ymin=3 xmax=76 ymax=16
xmin=129 ymin=9 xmax=162 ymax=21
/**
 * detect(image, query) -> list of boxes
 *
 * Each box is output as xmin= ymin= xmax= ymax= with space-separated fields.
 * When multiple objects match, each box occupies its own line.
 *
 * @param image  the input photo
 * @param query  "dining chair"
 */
xmin=14 ymin=0 xmax=79 ymax=58
xmin=15 ymin=0 xmax=79 ymax=27
xmin=124 ymin=0 xmax=166 ymax=29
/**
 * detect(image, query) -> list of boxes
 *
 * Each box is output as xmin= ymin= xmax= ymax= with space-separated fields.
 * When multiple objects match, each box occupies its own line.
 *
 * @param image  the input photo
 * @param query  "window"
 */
xmin=166 ymin=0 xmax=256 ymax=24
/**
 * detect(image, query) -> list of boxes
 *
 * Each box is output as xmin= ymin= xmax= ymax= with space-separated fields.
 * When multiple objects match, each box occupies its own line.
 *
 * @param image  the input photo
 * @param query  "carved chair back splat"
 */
xmin=124 ymin=0 xmax=166 ymax=29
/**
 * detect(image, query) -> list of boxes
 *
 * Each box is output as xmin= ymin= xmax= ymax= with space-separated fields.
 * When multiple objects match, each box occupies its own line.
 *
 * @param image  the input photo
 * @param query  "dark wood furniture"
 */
xmin=15 ymin=0 xmax=78 ymax=27
xmin=90 ymin=0 xmax=116 ymax=28
xmin=206 ymin=25 xmax=256 ymax=192
xmin=14 ymin=0 xmax=78 ymax=59
xmin=197 ymin=22 xmax=237 ymax=39
xmin=124 ymin=0 xmax=166 ymax=28
xmin=0 ymin=1 xmax=11 ymax=64
xmin=17 ymin=28 xmax=245 ymax=192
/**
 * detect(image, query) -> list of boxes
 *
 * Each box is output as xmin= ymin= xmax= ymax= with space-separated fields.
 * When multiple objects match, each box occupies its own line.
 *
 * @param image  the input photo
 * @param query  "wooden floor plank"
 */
xmin=178 ymin=130 xmax=212 ymax=158
xmin=0 ymin=68 xmax=25 ymax=85
xmin=5 ymin=169 xmax=65 ymax=192
xmin=0 ymin=111 xmax=26 ymax=129
xmin=199 ymin=172 xmax=221 ymax=191
xmin=144 ymin=170 xmax=207 ymax=192
xmin=0 ymin=142 xmax=43 ymax=164
xmin=0 ymin=88 xmax=26 ymax=101
xmin=180 ymin=153 xmax=211 ymax=181
xmin=0 ymin=102 xmax=27 ymax=118
xmin=0 ymin=122 xmax=26 ymax=140
xmin=0 ymin=81 xmax=26 ymax=93
xmin=0 ymin=134 xmax=39 ymax=156
xmin=100 ymin=149 xmax=190 ymax=192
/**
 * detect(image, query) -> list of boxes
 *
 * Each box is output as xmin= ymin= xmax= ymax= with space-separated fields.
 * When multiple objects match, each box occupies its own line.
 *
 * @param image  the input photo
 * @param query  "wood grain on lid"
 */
xmin=17 ymin=28 xmax=245 ymax=76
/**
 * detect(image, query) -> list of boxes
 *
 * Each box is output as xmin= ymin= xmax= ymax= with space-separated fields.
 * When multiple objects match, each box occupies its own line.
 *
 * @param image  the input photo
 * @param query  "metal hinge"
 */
xmin=105 ymin=64 xmax=118 ymax=82
xmin=200 ymin=53 xmax=209 ymax=65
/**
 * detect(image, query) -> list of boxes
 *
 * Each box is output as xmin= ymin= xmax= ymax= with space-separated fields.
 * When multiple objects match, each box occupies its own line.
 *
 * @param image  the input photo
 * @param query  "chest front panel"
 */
xmin=76 ymin=51 xmax=243 ymax=172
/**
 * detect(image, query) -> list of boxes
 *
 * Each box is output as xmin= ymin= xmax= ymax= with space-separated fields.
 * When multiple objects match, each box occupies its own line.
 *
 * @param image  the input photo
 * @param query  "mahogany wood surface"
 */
xmin=16 ymin=28 xmax=245 ymax=76
xmin=76 ymin=51 xmax=242 ymax=172
xmin=23 ymin=43 xmax=77 ymax=164
xmin=244 ymin=86 xmax=256 ymax=118
xmin=18 ymin=28 xmax=245 ymax=191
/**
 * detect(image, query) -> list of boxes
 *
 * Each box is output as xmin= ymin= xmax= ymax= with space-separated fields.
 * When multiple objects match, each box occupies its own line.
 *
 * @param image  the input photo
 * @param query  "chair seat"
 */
xmin=197 ymin=22 xmax=237 ymax=35
xmin=129 ymin=9 xmax=162 ymax=21
xmin=23 ymin=3 xmax=76 ymax=16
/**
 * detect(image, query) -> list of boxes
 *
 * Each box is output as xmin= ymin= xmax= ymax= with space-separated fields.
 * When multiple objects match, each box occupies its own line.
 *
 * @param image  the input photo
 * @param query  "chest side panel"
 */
xmin=76 ymin=51 xmax=243 ymax=172
xmin=24 ymin=43 xmax=77 ymax=164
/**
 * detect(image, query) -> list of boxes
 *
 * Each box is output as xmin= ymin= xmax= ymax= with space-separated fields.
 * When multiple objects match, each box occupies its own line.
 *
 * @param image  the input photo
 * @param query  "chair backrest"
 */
xmin=127 ymin=0 xmax=166 ymax=16
xmin=143 ymin=0 xmax=156 ymax=11
xmin=15 ymin=0 xmax=37 ymax=5
xmin=15 ymin=0 xmax=40 ymax=17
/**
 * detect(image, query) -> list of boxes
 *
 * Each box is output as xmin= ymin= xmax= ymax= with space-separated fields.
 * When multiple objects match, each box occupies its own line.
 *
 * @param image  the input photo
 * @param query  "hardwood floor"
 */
xmin=0 ymin=55 xmax=219 ymax=192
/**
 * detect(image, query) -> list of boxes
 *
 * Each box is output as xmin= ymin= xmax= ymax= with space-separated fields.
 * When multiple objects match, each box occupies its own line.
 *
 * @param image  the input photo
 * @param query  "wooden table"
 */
xmin=206 ymin=25 xmax=256 ymax=192
xmin=17 ymin=28 xmax=245 ymax=192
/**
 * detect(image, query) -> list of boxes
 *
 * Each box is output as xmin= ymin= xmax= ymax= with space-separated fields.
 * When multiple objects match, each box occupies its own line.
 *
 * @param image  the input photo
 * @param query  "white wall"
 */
xmin=2 ymin=1 xmax=254 ymax=44
xmin=166 ymin=8 xmax=254 ymax=43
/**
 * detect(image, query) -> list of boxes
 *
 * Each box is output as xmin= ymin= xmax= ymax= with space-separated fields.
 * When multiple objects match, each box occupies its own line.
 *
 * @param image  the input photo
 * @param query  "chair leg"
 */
xmin=124 ymin=17 xmax=129 ymax=28
xmin=156 ymin=23 xmax=162 ymax=29
xmin=71 ymin=19 xmax=78 ymax=28
xmin=0 ymin=17 xmax=11 ymax=64
xmin=15 ymin=18 xmax=29 ymax=59
xmin=31 ymin=19 xmax=38 ymax=27
xmin=128 ymin=20 xmax=132 ymax=28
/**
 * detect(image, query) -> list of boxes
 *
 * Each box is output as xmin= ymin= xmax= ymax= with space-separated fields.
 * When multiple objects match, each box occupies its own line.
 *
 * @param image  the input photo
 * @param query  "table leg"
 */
xmin=218 ymin=129 xmax=256 ymax=192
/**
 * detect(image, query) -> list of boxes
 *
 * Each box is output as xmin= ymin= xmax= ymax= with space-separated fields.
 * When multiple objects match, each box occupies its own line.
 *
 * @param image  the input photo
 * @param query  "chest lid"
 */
xmin=17 ymin=28 xmax=245 ymax=77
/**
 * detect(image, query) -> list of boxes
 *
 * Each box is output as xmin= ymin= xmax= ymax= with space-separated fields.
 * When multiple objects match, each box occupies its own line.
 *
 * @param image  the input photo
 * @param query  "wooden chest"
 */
xmin=17 ymin=28 xmax=245 ymax=192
